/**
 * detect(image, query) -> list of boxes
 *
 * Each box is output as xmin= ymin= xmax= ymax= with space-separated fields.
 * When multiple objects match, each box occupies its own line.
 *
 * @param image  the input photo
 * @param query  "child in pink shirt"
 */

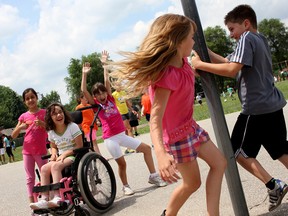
xmin=81 ymin=51 xmax=167 ymax=196
xmin=112 ymin=14 xmax=227 ymax=216
xmin=12 ymin=88 xmax=48 ymax=204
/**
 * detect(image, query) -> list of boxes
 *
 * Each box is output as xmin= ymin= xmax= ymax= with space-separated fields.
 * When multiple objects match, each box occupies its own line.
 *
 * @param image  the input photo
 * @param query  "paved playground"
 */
xmin=1 ymin=104 xmax=288 ymax=216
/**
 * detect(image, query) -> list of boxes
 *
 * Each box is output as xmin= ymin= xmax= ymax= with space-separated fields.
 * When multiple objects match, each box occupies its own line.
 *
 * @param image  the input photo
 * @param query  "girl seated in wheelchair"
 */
xmin=30 ymin=103 xmax=83 ymax=210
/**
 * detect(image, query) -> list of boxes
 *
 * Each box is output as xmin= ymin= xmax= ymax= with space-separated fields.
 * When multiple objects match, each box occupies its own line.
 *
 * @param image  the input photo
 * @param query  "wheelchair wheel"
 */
xmin=51 ymin=203 xmax=74 ymax=216
xmin=74 ymin=207 xmax=90 ymax=216
xmin=77 ymin=152 xmax=116 ymax=213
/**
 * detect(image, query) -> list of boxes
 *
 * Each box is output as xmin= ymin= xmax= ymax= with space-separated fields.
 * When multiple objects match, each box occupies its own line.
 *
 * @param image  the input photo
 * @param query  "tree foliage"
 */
xmin=0 ymin=86 xmax=26 ymax=128
xmin=65 ymin=52 xmax=104 ymax=105
xmin=203 ymin=26 xmax=235 ymax=93
xmin=258 ymin=18 xmax=288 ymax=70
xmin=38 ymin=91 xmax=61 ymax=108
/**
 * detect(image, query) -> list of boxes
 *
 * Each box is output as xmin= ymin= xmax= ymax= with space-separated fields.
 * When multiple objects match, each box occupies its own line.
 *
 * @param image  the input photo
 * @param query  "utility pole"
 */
xmin=180 ymin=0 xmax=249 ymax=215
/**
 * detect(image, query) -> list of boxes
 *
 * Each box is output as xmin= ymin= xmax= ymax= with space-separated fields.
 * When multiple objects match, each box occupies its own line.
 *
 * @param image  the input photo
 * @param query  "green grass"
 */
xmin=13 ymin=80 xmax=288 ymax=162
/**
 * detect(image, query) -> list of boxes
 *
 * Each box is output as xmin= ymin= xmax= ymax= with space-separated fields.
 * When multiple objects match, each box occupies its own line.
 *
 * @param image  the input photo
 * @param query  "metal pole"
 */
xmin=180 ymin=0 xmax=249 ymax=215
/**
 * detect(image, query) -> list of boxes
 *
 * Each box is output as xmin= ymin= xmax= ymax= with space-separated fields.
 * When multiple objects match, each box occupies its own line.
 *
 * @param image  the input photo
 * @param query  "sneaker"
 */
xmin=149 ymin=174 xmax=167 ymax=187
xmin=47 ymin=196 xmax=62 ymax=208
xmin=268 ymin=179 xmax=288 ymax=211
xmin=122 ymin=185 xmax=135 ymax=196
xmin=124 ymin=148 xmax=135 ymax=154
xmin=30 ymin=199 xmax=48 ymax=210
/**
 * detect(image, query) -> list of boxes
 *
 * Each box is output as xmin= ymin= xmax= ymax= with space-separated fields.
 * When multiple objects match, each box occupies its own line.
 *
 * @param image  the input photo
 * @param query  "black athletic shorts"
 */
xmin=121 ymin=113 xmax=130 ymax=121
xmin=231 ymin=109 xmax=288 ymax=160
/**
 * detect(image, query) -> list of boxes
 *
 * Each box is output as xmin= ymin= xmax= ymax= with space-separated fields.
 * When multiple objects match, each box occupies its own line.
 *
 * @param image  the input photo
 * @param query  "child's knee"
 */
xmin=136 ymin=143 xmax=151 ymax=153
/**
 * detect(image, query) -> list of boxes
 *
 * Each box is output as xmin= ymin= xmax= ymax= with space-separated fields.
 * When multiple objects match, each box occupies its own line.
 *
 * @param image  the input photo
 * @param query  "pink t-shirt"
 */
xmin=19 ymin=109 xmax=47 ymax=155
xmin=150 ymin=58 xmax=197 ymax=145
xmin=95 ymin=95 xmax=125 ymax=139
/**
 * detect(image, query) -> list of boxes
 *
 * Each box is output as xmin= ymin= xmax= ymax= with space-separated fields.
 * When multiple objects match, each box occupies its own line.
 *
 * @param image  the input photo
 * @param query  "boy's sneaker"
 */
xmin=149 ymin=174 xmax=167 ymax=187
xmin=122 ymin=185 xmax=135 ymax=196
xmin=48 ymin=196 xmax=62 ymax=208
xmin=268 ymin=179 xmax=288 ymax=211
xmin=30 ymin=199 xmax=48 ymax=210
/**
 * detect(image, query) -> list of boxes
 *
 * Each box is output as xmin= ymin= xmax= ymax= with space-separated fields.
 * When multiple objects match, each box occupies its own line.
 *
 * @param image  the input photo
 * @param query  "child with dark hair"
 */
xmin=30 ymin=103 xmax=83 ymax=210
xmin=76 ymin=92 xmax=101 ymax=154
xmin=2 ymin=134 xmax=14 ymax=162
xmin=192 ymin=4 xmax=288 ymax=212
xmin=81 ymin=51 xmax=167 ymax=196
xmin=12 ymin=88 xmax=47 ymax=204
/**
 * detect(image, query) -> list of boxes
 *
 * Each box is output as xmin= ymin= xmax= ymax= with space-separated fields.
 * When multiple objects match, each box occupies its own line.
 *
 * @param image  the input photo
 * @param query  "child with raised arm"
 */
xmin=76 ymin=92 xmax=101 ymax=154
xmin=112 ymin=14 xmax=227 ymax=216
xmin=81 ymin=51 xmax=167 ymax=196
xmin=30 ymin=103 xmax=83 ymax=210
xmin=191 ymin=4 xmax=288 ymax=212
xmin=11 ymin=88 xmax=47 ymax=204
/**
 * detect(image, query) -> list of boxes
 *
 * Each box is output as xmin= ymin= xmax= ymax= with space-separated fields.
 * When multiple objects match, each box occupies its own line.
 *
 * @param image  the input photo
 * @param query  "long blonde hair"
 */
xmin=111 ymin=14 xmax=197 ymax=97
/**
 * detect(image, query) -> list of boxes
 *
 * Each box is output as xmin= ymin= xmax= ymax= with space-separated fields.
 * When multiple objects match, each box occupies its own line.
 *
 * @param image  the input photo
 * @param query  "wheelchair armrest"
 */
xmin=41 ymin=154 xmax=51 ymax=160
xmin=73 ymin=147 xmax=90 ymax=154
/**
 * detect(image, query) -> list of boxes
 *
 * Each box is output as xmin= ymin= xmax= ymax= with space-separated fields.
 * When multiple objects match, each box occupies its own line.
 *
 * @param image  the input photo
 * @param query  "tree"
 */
xmin=0 ymin=86 xmax=26 ymax=128
xmin=204 ymin=26 xmax=235 ymax=93
xmin=65 ymin=52 xmax=104 ymax=103
xmin=258 ymin=19 xmax=288 ymax=70
xmin=39 ymin=91 xmax=61 ymax=108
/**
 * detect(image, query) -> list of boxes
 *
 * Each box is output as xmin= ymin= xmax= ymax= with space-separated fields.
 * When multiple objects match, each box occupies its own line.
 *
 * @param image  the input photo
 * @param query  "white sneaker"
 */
xmin=122 ymin=185 xmax=135 ymax=196
xmin=30 ymin=199 xmax=48 ymax=210
xmin=48 ymin=196 xmax=62 ymax=208
xmin=149 ymin=174 xmax=167 ymax=187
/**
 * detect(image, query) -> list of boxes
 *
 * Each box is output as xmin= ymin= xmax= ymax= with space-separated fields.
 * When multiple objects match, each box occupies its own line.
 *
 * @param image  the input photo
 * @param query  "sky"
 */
xmin=1 ymin=0 xmax=288 ymax=104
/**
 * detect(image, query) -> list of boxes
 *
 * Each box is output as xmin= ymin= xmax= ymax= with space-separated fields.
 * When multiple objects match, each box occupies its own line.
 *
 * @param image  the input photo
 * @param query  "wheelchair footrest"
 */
xmin=33 ymin=182 xmax=65 ymax=193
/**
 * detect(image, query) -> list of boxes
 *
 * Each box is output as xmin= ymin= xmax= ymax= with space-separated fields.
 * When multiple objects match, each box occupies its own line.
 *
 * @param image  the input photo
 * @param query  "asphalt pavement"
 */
xmin=1 ymin=104 xmax=288 ymax=216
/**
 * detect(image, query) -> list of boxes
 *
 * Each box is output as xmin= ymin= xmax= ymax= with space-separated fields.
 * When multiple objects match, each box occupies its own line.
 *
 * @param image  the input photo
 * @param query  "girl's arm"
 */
xmin=101 ymin=50 xmax=112 ymax=95
xmin=81 ymin=62 xmax=95 ymax=105
xmin=11 ymin=121 xmax=27 ymax=139
xmin=57 ymin=134 xmax=83 ymax=162
xmin=49 ymin=142 xmax=58 ymax=161
xmin=150 ymin=87 xmax=180 ymax=183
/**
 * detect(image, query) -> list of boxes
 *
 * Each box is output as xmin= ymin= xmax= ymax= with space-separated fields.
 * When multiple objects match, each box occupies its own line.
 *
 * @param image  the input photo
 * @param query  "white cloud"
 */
xmin=0 ymin=0 xmax=287 ymax=104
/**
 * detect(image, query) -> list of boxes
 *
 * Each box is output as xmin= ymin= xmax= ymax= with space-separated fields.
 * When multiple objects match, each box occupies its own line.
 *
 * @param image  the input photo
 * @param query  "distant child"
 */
xmin=30 ymin=103 xmax=83 ymax=210
xmin=128 ymin=100 xmax=140 ymax=136
xmin=2 ymin=134 xmax=14 ymax=162
xmin=196 ymin=94 xmax=203 ymax=106
xmin=141 ymin=89 xmax=151 ymax=122
xmin=76 ymin=92 xmax=101 ymax=154
xmin=112 ymin=14 xmax=227 ymax=216
xmin=0 ymin=136 xmax=6 ymax=164
xmin=12 ymin=88 xmax=48 ymax=204
xmin=81 ymin=51 xmax=167 ymax=196
xmin=192 ymin=4 xmax=288 ymax=212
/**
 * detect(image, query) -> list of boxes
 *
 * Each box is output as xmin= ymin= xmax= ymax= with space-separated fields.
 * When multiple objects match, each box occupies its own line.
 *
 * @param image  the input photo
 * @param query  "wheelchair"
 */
xmin=32 ymin=104 xmax=116 ymax=216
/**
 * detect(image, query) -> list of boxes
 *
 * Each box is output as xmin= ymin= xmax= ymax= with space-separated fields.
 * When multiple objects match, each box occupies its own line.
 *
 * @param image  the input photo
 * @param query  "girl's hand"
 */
xmin=191 ymin=50 xmax=202 ymax=69
xmin=56 ymin=154 xmax=66 ymax=163
xmin=82 ymin=62 xmax=91 ymax=74
xmin=156 ymin=152 xmax=180 ymax=183
xmin=34 ymin=117 xmax=44 ymax=127
xmin=49 ymin=153 xmax=57 ymax=161
xmin=101 ymin=50 xmax=109 ymax=65
xmin=19 ymin=122 xmax=29 ymax=130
